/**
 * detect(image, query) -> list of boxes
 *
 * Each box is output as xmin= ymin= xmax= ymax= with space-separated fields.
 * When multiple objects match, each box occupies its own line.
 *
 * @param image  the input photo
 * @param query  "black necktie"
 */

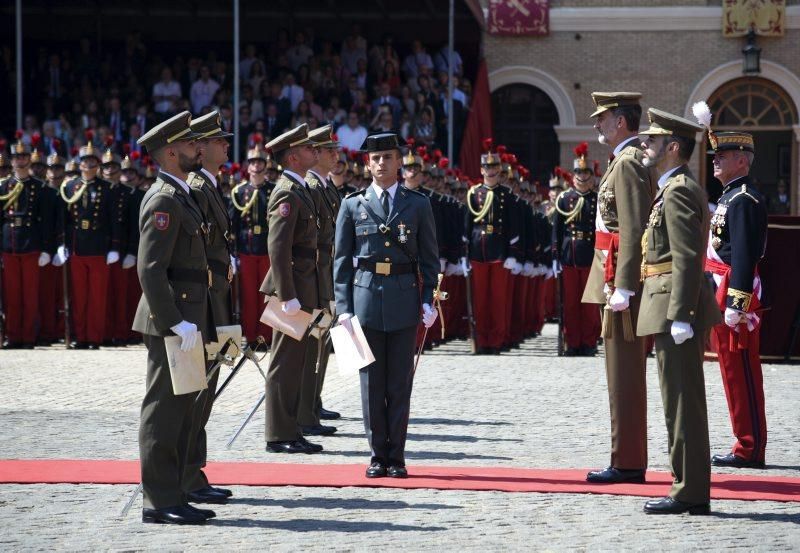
xmin=382 ymin=191 xmax=390 ymax=220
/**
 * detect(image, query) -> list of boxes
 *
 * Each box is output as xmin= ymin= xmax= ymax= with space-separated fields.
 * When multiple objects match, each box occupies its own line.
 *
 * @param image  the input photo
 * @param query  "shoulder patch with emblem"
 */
xmin=153 ymin=211 xmax=170 ymax=230
xmin=279 ymin=202 xmax=291 ymax=217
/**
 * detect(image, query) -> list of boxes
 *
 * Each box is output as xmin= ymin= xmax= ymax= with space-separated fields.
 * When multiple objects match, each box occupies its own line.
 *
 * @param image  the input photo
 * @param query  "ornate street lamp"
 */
xmin=742 ymin=27 xmax=761 ymax=74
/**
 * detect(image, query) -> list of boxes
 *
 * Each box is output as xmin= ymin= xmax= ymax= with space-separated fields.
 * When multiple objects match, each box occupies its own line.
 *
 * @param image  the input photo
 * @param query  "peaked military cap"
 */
xmin=47 ymin=152 xmax=66 ymax=167
xmin=190 ymin=110 xmax=234 ymax=139
xmin=708 ymin=131 xmax=755 ymax=154
xmin=641 ymin=108 xmax=704 ymax=139
xmin=308 ymin=125 xmax=339 ymax=148
xmin=266 ymin=123 xmax=312 ymax=154
xmin=137 ymin=110 xmax=202 ymax=154
xmin=590 ymin=92 xmax=642 ymax=118
xmin=359 ymin=133 xmax=401 ymax=153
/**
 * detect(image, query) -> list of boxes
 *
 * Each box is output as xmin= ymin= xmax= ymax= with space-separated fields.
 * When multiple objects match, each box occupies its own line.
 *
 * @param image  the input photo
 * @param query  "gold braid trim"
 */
xmin=727 ymin=288 xmax=753 ymax=311
xmin=466 ymin=186 xmax=494 ymax=223
xmin=553 ymin=191 xmax=584 ymax=224
xmin=0 ymin=180 xmax=24 ymax=210
xmin=230 ymin=181 xmax=259 ymax=214
xmin=640 ymin=231 xmax=648 ymax=282
xmin=60 ymin=180 xmax=88 ymax=205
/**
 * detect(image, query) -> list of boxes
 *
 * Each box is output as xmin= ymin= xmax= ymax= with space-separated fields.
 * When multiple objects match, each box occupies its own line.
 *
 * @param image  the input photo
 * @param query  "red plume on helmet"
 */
xmin=230 ymin=162 xmax=241 ymax=173
xmin=15 ymin=129 xmax=24 ymax=140
xmin=554 ymin=166 xmax=563 ymax=178
xmin=31 ymin=132 xmax=41 ymax=148
xmin=70 ymin=146 xmax=79 ymax=157
xmin=438 ymin=157 xmax=449 ymax=169
xmin=341 ymin=147 xmax=350 ymax=154
xmin=104 ymin=135 xmax=114 ymax=147
xmin=85 ymin=129 xmax=95 ymax=142
xmin=252 ymin=133 xmax=264 ymax=146
xmin=0 ymin=139 xmax=7 ymax=150
xmin=219 ymin=165 xmax=230 ymax=175
xmin=123 ymin=143 xmax=131 ymax=154
xmin=406 ymin=137 xmax=416 ymax=147
xmin=52 ymin=138 xmax=62 ymax=153
xmin=131 ymin=151 xmax=141 ymax=161
xmin=496 ymin=144 xmax=507 ymax=155
xmin=481 ymin=137 xmax=494 ymax=152
xmin=573 ymin=141 xmax=589 ymax=158
xmin=432 ymin=148 xmax=443 ymax=160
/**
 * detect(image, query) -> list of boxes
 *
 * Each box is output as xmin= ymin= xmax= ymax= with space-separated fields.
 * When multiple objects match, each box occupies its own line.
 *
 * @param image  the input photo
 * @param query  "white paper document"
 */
xmin=329 ymin=316 xmax=375 ymax=376
xmin=164 ymin=331 xmax=207 ymax=395
xmin=206 ymin=325 xmax=243 ymax=359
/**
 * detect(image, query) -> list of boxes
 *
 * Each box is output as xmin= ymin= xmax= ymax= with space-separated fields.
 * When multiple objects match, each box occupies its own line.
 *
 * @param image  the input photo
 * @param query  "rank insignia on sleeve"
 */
xmin=154 ymin=211 xmax=170 ymax=230
xmin=279 ymin=202 xmax=291 ymax=217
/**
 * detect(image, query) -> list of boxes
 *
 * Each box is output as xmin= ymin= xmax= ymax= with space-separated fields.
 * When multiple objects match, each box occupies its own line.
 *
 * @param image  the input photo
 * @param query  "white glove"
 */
xmin=53 ymin=245 xmax=68 ymax=267
xmin=671 ymin=321 xmax=694 ymax=345
xmin=440 ymin=258 xmax=447 ymax=272
xmin=38 ymin=252 xmax=51 ymax=267
xmin=460 ymin=257 xmax=470 ymax=276
xmin=170 ymin=320 xmax=199 ymax=352
xmin=422 ymin=303 xmax=438 ymax=328
xmin=281 ymin=298 xmax=301 ymax=315
xmin=522 ymin=262 xmax=535 ymax=277
xmin=461 ymin=235 xmax=468 ymax=243
xmin=230 ymin=254 xmax=238 ymax=275
xmin=608 ymin=288 xmax=634 ymax=312
xmin=552 ymin=259 xmax=561 ymax=276
xmin=106 ymin=250 xmax=120 ymax=265
xmin=503 ymin=257 xmax=517 ymax=270
xmin=511 ymin=261 xmax=523 ymax=275
xmin=603 ymin=283 xmax=611 ymax=296
xmin=544 ymin=268 xmax=555 ymax=280
xmin=122 ymin=254 xmax=137 ymax=269
xmin=534 ymin=264 xmax=546 ymax=277
xmin=338 ymin=312 xmax=354 ymax=333
xmin=724 ymin=307 xmax=744 ymax=329
xmin=445 ymin=262 xmax=459 ymax=276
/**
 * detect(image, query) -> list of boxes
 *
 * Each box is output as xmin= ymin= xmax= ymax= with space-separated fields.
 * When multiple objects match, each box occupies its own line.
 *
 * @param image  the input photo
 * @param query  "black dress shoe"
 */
xmin=184 ymin=503 xmax=216 ymax=519
xmin=366 ymin=462 xmax=387 ymax=478
xmin=565 ymin=347 xmax=581 ymax=356
xmin=302 ymin=424 xmax=337 ymax=436
xmin=266 ymin=440 xmax=311 ymax=454
xmin=319 ymin=406 xmax=341 ymax=420
xmin=711 ymin=453 xmax=765 ymax=469
xmin=387 ymin=466 xmax=408 ymax=478
xmin=586 ymin=466 xmax=646 ymax=484
xmin=187 ymin=486 xmax=229 ymax=505
xmin=210 ymin=485 xmax=232 ymax=497
xmin=142 ymin=505 xmax=207 ymax=524
xmin=643 ymin=496 xmax=710 ymax=515
xmin=580 ymin=346 xmax=598 ymax=356
xmin=298 ymin=435 xmax=323 ymax=452
xmin=87 ymin=343 xmax=100 ymax=350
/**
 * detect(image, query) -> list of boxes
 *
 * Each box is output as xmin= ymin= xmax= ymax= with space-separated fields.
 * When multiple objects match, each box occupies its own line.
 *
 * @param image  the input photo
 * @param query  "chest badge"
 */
xmin=397 ymin=221 xmax=408 ymax=244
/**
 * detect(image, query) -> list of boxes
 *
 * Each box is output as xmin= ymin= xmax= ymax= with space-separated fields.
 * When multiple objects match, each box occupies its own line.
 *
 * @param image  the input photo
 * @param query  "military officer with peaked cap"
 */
xmin=637 ymin=108 xmax=720 ymax=515
xmin=333 ymin=133 xmax=440 ymax=478
xmin=132 ymin=111 xmax=216 ymax=525
xmin=258 ymin=123 xmax=324 ymax=454
xmin=183 ymin=110 xmax=236 ymax=505
xmin=583 ymin=92 xmax=656 ymax=484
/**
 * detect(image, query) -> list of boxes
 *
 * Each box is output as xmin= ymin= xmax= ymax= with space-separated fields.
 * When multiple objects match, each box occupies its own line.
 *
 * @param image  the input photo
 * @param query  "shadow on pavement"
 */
xmin=409 ymin=417 xmax=512 ymax=427
xmin=330 ymin=432 xmax=521 ymax=444
xmin=708 ymin=511 xmax=800 ymax=524
xmin=231 ymin=497 xmax=462 ymax=511
xmin=328 ymin=450 xmax=515 ymax=461
xmin=208 ymin=518 xmax=447 ymax=531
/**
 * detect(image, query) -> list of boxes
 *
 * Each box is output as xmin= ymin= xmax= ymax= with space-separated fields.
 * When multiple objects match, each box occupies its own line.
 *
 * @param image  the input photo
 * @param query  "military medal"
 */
xmin=360 ymin=211 xmax=368 ymax=220
xmin=397 ymin=221 xmax=408 ymax=244
xmin=712 ymin=236 xmax=722 ymax=250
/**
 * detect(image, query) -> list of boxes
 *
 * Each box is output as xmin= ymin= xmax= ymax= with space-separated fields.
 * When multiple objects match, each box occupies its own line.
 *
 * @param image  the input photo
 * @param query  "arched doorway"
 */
xmin=701 ymin=77 xmax=798 ymax=214
xmin=491 ymin=84 xmax=560 ymax=184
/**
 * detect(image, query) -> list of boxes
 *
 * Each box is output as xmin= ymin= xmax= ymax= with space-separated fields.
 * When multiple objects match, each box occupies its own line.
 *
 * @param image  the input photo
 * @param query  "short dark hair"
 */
xmin=611 ymin=105 xmax=642 ymax=132
xmin=668 ymin=135 xmax=695 ymax=162
xmin=274 ymin=148 xmax=289 ymax=166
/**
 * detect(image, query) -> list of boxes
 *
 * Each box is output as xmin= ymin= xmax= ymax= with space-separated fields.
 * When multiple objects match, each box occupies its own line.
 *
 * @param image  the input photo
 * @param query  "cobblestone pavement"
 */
xmin=1 ymin=324 xmax=799 ymax=550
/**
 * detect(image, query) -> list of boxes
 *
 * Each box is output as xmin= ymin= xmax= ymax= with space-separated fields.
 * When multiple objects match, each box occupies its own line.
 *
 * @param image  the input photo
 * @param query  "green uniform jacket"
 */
xmin=259 ymin=172 xmax=321 ymax=309
xmin=583 ymin=138 xmax=656 ymax=304
xmin=131 ymin=172 xmax=215 ymax=341
xmin=306 ymin=170 xmax=340 ymax=306
xmin=637 ymin=167 xmax=721 ymax=336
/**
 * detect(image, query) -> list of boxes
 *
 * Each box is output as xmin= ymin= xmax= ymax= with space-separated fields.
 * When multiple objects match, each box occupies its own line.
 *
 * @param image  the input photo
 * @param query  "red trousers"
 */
xmin=509 ymin=274 xmax=527 ymax=345
xmin=562 ymin=266 xmax=601 ymax=349
xmin=239 ymin=254 xmax=272 ymax=344
xmin=543 ymin=277 xmax=557 ymax=320
xmin=39 ymin=262 xmax=63 ymax=341
xmin=470 ymin=260 xmax=511 ymax=349
xmin=533 ymin=276 xmax=547 ymax=334
xmin=710 ymin=323 xmax=767 ymax=463
xmin=70 ymin=255 xmax=109 ymax=344
xmin=105 ymin=263 xmax=130 ymax=341
xmin=126 ymin=267 xmax=143 ymax=341
xmin=2 ymin=252 xmax=40 ymax=344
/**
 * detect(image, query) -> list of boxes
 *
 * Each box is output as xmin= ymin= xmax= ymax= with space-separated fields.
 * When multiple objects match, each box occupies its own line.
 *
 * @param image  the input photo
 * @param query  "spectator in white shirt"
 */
xmin=152 ymin=67 xmax=182 ymax=115
xmin=190 ymin=65 xmax=220 ymax=113
xmin=434 ymin=45 xmax=463 ymax=76
xmin=280 ymin=73 xmax=305 ymax=112
xmin=336 ymin=111 xmax=368 ymax=151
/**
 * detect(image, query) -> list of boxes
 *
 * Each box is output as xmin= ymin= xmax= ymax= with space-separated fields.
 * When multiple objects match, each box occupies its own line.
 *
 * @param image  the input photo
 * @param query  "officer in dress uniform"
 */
xmin=0 ymin=134 xmax=56 ymax=348
xmin=637 ymin=108 xmax=720 ymax=515
xmin=182 ymin=110 xmax=236 ymax=505
xmin=297 ymin=124 xmax=342 ymax=436
xmin=553 ymin=143 xmax=600 ymax=355
xmin=258 ymin=124 xmax=324 ymax=454
xmin=583 ymin=92 xmax=656 ymax=484
xmin=121 ymin=152 xmax=145 ymax=344
xmin=132 ymin=111 xmax=215 ymax=525
xmin=230 ymin=140 xmax=275 ymax=344
xmin=464 ymin=140 xmax=522 ymax=354
xmin=39 ymin=148 xmax=67 ymax=345
xmin=700 ymin=124 xmax=769 ymax=469
xmin=333 ymin=132 xmax=439 ymax=478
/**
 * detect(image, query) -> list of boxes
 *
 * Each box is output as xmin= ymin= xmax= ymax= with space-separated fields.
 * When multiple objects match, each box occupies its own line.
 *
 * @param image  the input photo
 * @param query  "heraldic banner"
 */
xmin=487 ymin=0 xmax=549 ymax=37
xmin=723 ymin=0 xmax=785 ymax=37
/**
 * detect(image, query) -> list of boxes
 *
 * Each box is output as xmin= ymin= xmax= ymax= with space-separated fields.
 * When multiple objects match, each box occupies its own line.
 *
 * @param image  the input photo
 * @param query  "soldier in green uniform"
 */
xmin=637 ymin=108 xmax=720 ymax=515
xmin=258 ymin=124 xmax=324 ymax=454
xmin=132 ymin=111 xmax=215 ymax=525
xmin=183 ymin=110 xmax=236 ymax=505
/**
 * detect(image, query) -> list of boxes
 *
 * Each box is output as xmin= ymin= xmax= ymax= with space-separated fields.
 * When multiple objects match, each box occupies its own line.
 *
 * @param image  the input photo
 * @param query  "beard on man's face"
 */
xmin=178 ymin=150 xmax=201 ymax=173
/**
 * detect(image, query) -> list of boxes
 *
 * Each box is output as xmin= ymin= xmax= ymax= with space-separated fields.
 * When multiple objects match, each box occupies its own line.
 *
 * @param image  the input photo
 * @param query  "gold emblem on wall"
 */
xmin=723 ymin=0 xmax=785 ymax=37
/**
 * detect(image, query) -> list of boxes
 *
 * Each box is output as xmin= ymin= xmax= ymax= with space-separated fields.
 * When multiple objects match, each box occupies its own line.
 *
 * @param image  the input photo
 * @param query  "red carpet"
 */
xmin=1 ymin=460 xmax=798 ymax=502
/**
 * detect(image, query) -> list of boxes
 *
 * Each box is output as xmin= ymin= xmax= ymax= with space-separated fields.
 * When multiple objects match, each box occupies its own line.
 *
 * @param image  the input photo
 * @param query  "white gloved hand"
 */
xmin=603 ymin=283 xmax=611 ymax=296
xmin=724 ymin=307 xmax=744 ymax=329
xmin=460 ymin=257 xmax=470 ymax=276
xmin=503 ymin=257 xmax=517 ymax=270
xmin=461 ymin=235 xmax=468 ymax=243
xmin=671 ymin=321 xmax=694 ymax=345
xmin=608 ymin=288 xmax=634 ymax=312
xmin=170 ymin=320 xmax=199 ymax=352
xmin=282 ymin=298 xmax=301 ymax=315
xmin=106 ymin=250 xmax=120 ymax=265
xmin=552 ymin=259 xmax=561 ymax=276
xmin=122 ymin=254 xmax=137 ymax=269
xmin=422 ymin=303 xmax=438 ymax=328
xmin=544 ymin=268 xmax=555 ymax=280
xmin=338 ymin=312 xmax=354 ymax=333
xmin=511 ymin=262 xmax=523 ymax=275
xmin=440 ymin=258 xmax=447 ymax=273
xmin=230 ymin=254 xmax=238 ymax=275
xmin=522 ymin=262 xmax=535 ymax=277
xmin=38 ymin=252 xmax=51 ymax=267
xmin=445 ymin=263 xmax=458 ymax=276
xmin=52 ymin=245 xmax=68 ymax=267
xmin=352 ymin=256 xmax=359 ymax=268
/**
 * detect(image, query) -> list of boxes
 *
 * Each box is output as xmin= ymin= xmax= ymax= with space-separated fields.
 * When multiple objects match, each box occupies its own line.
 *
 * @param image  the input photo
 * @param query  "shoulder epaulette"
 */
xmin=345 ymin=189 xmax=366 ymax=199
xmin=730 ymin=184 xmax=759 ymax=204
xmin=404 ymin=187 xmax=427 ymax=198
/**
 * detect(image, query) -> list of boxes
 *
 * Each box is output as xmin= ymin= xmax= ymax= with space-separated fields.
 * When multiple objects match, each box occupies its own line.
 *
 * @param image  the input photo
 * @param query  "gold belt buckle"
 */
xmin=81 ymin=219 xmax=90 ymax=230
xmin=253 ymin=225 xmax=262 ymax=234
xmin=485 ymin=224 xmax=494 ymax=234
xmin=375 ymin=261 xmax=391 ymax=275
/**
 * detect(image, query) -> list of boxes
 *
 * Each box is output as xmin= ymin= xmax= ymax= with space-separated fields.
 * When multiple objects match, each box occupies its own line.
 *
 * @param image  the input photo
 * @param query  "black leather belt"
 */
xmin=478 ymin=224 xmax=502 ymax=235
xmin=168 ymin=267 xmax=211 ymax=286
xmin=358 ymin=260 xmax=414 ymax=276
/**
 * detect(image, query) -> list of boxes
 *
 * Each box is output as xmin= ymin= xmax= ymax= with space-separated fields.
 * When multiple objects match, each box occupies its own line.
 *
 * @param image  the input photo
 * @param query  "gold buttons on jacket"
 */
xmin=384 ymin=241 xmax=391 ymax=247
xmin=181 ymin=293 xmax=187 ymax=299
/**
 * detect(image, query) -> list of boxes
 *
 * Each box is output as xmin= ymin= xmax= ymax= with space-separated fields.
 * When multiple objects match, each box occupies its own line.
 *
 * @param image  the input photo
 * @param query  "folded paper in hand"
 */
xmin=329 ymin=315 xmax=375 ymax=375
xmin=207 ymin=325 xmax=242 ymax=359
xmin=259 ymin=295 xmax=320 ymax=341
xmin=165 ymin=331 xmax=206 ymax=395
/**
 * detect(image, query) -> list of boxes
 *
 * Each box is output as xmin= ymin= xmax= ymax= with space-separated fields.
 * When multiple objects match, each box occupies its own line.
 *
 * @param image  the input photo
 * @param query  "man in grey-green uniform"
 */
xmin=133 ymin=111 xmax=216 ymax=524
xmin=637 ymin=108 xmax=721 ymax=515
xmin=183 ymin=110 xmax=235 ymax=505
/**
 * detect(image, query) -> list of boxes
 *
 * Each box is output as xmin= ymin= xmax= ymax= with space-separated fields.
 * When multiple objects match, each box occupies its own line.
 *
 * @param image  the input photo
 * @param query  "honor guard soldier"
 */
xmin=464 ymin=139 xmax=522 ymax=353
xmin=121 ymin=151 xmax=145 ymax=344
xmin=298 ymin=125 xmax=343 ymax=435
xmin=637 ymin=108 xmax=721 ymax=515
xmin=39 ymin=147 xmax=68 ymax=345
xmin=132 ymin=111 xmax=216 ymax=525
xmin=0 ymin=132 xmax=57 ymax=348
xmin=583 ymin=92 xmax=656 ymax=484
xmin=230 ymin=137 xmax=275 ymax=344
xmin=258 ymin=124 xmax=324 ymax=454
xmin=58 ymin=133 xmax=122 ymax=349
xmin=178 ymin=110 xmax=236 ymax=505
xmin=333 ymin=133 xmax=439 ymax=478
xmin=553 ymin=143 xmax=601 ymax=355
xmin=29 ymin=134 xmax=47 ymax=181
xmin=694 ymin=102 xmax=769 ymax=469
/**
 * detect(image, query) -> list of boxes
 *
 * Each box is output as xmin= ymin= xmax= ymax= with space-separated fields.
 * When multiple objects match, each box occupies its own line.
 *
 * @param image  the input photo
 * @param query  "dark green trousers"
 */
xmin=264 ymin=330 xmax=309 ymax=442
xmin=297 ymin=333 xmax=332 ymax=426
